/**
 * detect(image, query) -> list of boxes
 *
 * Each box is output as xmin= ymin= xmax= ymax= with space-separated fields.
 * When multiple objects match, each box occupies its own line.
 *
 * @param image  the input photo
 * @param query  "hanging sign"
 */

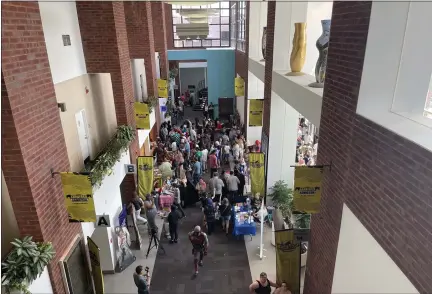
xmin=249 ymin=153 xmax=265 ymax=197
xmin=157 ymin=79 xmax=168 ymax=98
xmin=249 ymin=99 xmax=264 ymax=127
xmin=275 ymin=229 xmax=301 ymax=294
xmin=293 ymin=166 xmax=324 ymax=213
xmin=60 ymin=173 xmax=96 ymax=222
xmin=235 ymin=77 xmax=245 ymax=96
xmin=137 ymin=156 xmax=154 ymax=197
xmin=96 ymin=215 xmax=111 ymax=227
xmin=87 ymin=237 xmax=105 ymax=294
xmin=134 ymin=102 xmax=150 ymax=130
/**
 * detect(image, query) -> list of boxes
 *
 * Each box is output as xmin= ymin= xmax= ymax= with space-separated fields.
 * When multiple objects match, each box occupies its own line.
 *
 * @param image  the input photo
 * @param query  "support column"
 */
xmin=125 ymin=1 xmax=158 ymax=97
xmin=266 ymin=92 xmax=299 ymax=191
xmin=76 ymin=2 xmax=139 ymax=161
xmin=165 ymin=3 xmax=174 ymax=50
xmin=151 ymin=2 xmax=169 ymax=80
xmin=1 ymin=3 xmax=81 ymax=293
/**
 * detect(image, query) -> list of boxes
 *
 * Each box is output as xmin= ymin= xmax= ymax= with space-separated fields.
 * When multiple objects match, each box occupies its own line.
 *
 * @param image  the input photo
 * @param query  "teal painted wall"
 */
xmin=168 ymin=49 xmax=235 ymax=117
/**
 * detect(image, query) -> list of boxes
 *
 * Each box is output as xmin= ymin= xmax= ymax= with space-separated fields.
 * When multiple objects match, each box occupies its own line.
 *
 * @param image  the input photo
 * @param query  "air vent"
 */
xmin=62 ymin=35 xmax=71 ymax=46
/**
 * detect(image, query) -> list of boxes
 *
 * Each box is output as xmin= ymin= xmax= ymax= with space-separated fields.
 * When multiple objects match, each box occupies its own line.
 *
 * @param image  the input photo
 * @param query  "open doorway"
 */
xmin=179 ymin=61 xmax=208 ymax=111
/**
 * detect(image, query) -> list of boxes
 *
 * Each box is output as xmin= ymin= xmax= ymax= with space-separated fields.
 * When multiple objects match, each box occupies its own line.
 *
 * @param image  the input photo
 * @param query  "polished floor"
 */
xmin=149 ymin=206 xmax=252 ymax=294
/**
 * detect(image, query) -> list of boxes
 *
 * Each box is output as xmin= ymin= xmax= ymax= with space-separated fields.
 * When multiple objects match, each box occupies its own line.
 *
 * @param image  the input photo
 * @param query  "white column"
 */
xmin=266 ymin=92 xmax=299 ymax=191
xmin=248 ymin=1 xmax=261 ymax=59
xmin=273 ymin=2 xmax=293 ymax=71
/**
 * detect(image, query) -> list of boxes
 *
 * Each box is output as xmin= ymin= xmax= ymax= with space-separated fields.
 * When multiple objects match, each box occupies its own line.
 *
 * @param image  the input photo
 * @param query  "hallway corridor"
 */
xmin=149 ymin=206 xmax=252 ymax=294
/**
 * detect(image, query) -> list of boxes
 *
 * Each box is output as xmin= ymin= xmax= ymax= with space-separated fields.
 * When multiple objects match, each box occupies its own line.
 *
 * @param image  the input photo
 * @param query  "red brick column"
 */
xmin=125 ymin=2 xmax=158 ymax=97
xmin=165 ymin=4 xmax=174 ymax=50
xmin=262 ymin=2 xmax=276 ymax=137
xmin=76 ymin=1 xmax=139 ymax=161
xmin=151 ymin=2 xmax=169 ymax=80
xmin=1 ymin=3 xmax=81 ymax=293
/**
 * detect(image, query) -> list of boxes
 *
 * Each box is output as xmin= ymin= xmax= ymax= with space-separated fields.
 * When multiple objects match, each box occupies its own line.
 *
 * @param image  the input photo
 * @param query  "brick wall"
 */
xmin=234 ymin=1 xmax=250 ymax=136
xmin=262 ymin=1 xmax=275 ymax=137
xmin=165 ymin=3 xmax=174 ymax=50
xmin=125 ymin=2 xmax=158 ymax=97
xmin=1 ymin=3 xmax=81 ymax=293
xmin=76 ymin=1 xmax=139 ymax=161
xmin=152 ymin=2 xmax=169 ymax=80
xmin=304 ymin=2 xmax=432 ymax=294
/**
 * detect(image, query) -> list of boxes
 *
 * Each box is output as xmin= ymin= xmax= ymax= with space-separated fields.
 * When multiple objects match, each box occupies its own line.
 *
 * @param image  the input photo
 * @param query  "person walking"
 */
xmin=200 ymin=146 xmax=208 ymax=173
xmin=207 ymin=172 xmax=224 ymax=203
xmin=219 ymin=198 xmax=232 ymax=235
xmin=192 ymin=158 xmax=202 ymax=186
xmin=208 ymin=150 xmax=218 ymax=175
xmin=249 ymin=272 xmax=279 ymax=294
xmin=168 ymin=205 xmax=179 ymax=244
xmin=128 ymin=192 xmax=147 ymax=225
xmin=203 ymin=198 xmax=216 ymax=235
xmin=226 ymin=171 xmax=240 ymax=203
xmin=133 ymin=265 xmax=150 ymax=294
xmin=235 ymin=169 xmax=246 ymax=198
xmin=273 ymin=282 xmax=292 ymax=294
xmin=188 ymin=226 xmax=209 ymax=276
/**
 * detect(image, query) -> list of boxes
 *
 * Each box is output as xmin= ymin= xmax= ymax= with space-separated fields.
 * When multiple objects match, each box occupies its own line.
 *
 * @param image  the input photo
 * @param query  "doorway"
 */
xmin=75 ymin=109 xmax=91 ymax=162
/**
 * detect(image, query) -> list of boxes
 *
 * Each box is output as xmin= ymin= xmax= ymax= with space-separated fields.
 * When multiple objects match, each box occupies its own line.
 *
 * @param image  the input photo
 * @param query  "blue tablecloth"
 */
xmin=232 ymin=207 xmax=256 ymax=237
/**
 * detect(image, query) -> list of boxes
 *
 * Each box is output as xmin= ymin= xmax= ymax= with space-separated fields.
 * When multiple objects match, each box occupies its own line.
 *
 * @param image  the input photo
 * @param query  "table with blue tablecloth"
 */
xmin=232 ymin=205 xmax=256 ymax=240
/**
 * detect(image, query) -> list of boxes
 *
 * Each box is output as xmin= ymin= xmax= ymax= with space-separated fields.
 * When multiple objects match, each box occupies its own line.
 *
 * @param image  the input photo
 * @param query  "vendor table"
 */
xmin=232 ymin=205 xmax=256 ymax=240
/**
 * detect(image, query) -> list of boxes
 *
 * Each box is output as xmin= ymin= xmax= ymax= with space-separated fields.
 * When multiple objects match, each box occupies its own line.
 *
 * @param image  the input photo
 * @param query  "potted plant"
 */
xmin=268 ymin=180 xmax=310 ymax=267
xmin=1 ymin=236 xmax=55 ymax=294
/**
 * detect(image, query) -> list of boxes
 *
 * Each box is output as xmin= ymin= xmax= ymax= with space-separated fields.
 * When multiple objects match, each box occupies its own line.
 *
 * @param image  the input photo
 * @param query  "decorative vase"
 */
xmin=286 ymin=23 xmax=307 ymax=76
xmin=309 ymin=19 xmax=331 ymax=88
xmin=261 ymin=26 xmax=267 ymax=61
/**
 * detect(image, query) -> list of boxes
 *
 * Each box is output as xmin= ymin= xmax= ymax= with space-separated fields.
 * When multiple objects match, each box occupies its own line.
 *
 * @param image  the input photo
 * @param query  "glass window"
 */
xmin=221 ymin=40 xmax=230 ymax=47
xmin=425 ymin=74 xmax=432 ymax=118
xmin=193 ymin=40 xmax=202 ymax=47
xmin=221 ymin=16 xmax=229 ymax=24
xmin=174 ymin=40 xmax=183 ymax=48
xmin=202 ymin=40 xmax=212 ymax=47
xmin=212 ymin=40 xmax=221 ymax=46
xmin=209 ymin=25 xmax=220 ymax=39
xmin=184 ymin=40 xmax=193 ymax=47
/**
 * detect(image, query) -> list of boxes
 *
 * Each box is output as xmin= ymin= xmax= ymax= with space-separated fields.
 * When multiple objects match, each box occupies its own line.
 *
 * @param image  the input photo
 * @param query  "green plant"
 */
xmin=268 ymin=180 xmax=311 ymax=229
xmin=84 ymin=125 xmax=135 ymax=188
xmin=164 ymin=98 xmax=174 ymax=118
xmin=1 ymin=236 xmax=55 ymax=294
xmin=144 ymin=96 xmax=158 ymax=113
xmin=169 ymin=67 xmax=178 ymax=80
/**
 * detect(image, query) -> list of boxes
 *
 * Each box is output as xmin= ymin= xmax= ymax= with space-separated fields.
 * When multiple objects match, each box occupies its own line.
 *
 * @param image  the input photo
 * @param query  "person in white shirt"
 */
xmin=304 ymin=132 xmax=311 ymax=145
xmin=313 ymin=142 xmax=318 ymax=156
xmin=190 ymin=128 xmax=197 ymax=142
xmin=171 ymin=141 xmax=177 ymax=152
xmin=232 ymin=143 xmax=240 ymax=160
xmin=223 ymin=144 xmax=231 ymax=164
xmin=201 ymin=148 xmax=209 ymax=173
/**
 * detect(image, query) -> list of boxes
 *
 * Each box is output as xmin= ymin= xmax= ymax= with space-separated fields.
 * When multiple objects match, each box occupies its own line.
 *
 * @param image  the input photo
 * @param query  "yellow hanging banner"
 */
xmin=235 ymin=77 xmax=245 ymax=96
xmin=293 ymin=166 xmax=324 ymax=213
xmin=137 ymin=156 xmax=154 ymax=197
xmin=60 ymin=173 xmax=96 ymax=222
xmin=275 ymin=229 xmax=301 ymax=294
xmin=134 ymin=102 xmax=150 ymax=130
xmin=87 ymin=237 xmax=105 ymax=294
xmin=249 ymin=99 xmax=264 ymax=127
xmin=157 ymin=79 xmax=168 ymax=98
xmin=248 ymin=153 xmax=265 ymax=197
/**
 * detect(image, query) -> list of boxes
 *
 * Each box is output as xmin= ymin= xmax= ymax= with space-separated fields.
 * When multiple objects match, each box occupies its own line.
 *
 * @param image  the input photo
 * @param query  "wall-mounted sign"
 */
xmin=96 ymin=215 xmax=111 ymax=227
xmin=125 ymin=164 xmax=136 ymax=175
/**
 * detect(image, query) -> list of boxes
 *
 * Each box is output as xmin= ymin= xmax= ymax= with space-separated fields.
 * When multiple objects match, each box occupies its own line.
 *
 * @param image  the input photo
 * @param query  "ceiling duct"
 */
xmin=165 ymin=1 xmax=218 ymax=5
xmin=176 ymin=23 xmax=209 ymax=39
xmin=178 ymin=8 xmax=219 ymax=18
xmin=186 ymin=17 xmax=208 ymax=24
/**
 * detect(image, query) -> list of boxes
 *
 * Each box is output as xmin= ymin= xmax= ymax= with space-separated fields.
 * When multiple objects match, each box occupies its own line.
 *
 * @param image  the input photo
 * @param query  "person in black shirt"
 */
xmin=234 ymin=169 xmax=245 ymax=198
xmin=218 ymin=198 xmax=232 ymax=235
xmin=203 ymin=199 xmax=216 ymax=235
xmin=168 ymin=205 xmax=179 ymax=243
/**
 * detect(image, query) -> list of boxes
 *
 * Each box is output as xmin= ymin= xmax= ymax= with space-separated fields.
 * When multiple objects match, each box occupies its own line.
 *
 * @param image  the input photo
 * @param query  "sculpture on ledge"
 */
xmin=261 ymin=26 xmax=267 ymax=61
xmin=309 ymin=19 xmax=331 ymax=88
xmin=286 ymin=22 xmax=307 ymax=76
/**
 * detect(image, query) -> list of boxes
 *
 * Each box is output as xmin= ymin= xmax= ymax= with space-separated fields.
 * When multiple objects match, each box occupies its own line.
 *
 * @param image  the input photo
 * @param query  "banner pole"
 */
xmin=258 ymin=200 xmax=266 ymax=260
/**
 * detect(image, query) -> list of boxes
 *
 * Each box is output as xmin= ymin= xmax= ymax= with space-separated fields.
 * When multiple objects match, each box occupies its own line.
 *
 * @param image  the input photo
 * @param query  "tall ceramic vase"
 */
xmin=286 ymin=23 xmax=307 ymax=76
xmin=261 ymin=26 xmax=267 ymax=61
xmin=309 ymin=19 xmax=331 ymax=88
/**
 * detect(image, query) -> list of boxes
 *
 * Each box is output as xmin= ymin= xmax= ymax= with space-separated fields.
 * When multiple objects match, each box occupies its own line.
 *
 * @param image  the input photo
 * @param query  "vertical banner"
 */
xmin=249 ymin=99 xmax=264 ymax=127
xmin=249 ymin=153 xmax=265 ymax=197
xmin=87 ymin=237 xmax=104 ymax=294
xmin=134 ymin=102 xmax=150 ymax=130
xmin=275 ymin=229 xmax=301 ymax=294
xmin=60 ymin=173 xmax=96 ymax=222
xmin=137 ymin=156 xmax=154 ymax=197
xmin=293 ymin=166 xmax=324 ymax=213
xmin=157 ymin=79 xmax=168 ymax=98
xmin=234 ymin=77 xmax=245 ymax=96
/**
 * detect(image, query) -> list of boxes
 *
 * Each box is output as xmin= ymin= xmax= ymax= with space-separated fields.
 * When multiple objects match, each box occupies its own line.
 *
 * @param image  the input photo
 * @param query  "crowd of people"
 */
xmin=132 ymin=105 xmax=290 ymax=293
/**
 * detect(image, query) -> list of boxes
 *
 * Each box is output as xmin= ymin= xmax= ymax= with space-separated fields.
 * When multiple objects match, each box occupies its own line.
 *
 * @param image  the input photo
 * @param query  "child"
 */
xmin=168 ymin=205 xmax=179 ymax=243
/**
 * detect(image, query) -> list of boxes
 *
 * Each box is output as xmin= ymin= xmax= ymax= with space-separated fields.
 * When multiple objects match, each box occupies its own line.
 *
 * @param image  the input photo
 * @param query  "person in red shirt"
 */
xmin=208 ymin=150 xmax=218 ymax=175
xmin=215 ymin=120 xmax=222 ymax=130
